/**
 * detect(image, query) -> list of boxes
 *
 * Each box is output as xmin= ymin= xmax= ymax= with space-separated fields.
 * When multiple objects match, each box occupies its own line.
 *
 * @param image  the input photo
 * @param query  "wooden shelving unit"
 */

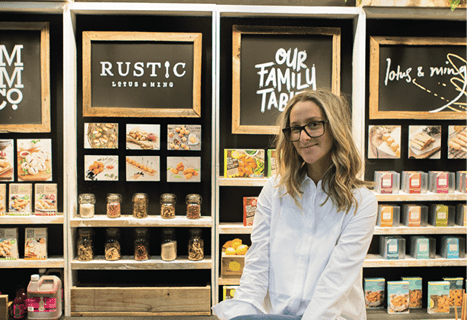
xmin=1 ymin=214 xmax=64 ymax=225
xmin=70 ymin=215 xmax=213 ymax=228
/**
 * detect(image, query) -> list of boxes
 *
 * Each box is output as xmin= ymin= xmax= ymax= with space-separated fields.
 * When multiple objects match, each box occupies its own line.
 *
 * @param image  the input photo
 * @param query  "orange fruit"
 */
xmin=223 ymin=240 xmax=233 ymax=249
xmin=231 ymin=238 xmax=242 ymax=249
xmin=225 ymin=247 xmax=236 ymax=255
xmin=235 ymin=244 xmax=248 ymax=255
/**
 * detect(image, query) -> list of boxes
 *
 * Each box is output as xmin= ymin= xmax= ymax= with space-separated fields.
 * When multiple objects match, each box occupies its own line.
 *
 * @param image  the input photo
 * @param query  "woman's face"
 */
xmin=288 ymin=100 xmax=334 ymax=169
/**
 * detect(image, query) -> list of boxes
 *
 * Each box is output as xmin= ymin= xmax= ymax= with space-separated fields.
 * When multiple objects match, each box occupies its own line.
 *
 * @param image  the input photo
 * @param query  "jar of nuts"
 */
xmin=134 ymin=228 xmax=150 ymax=261
xmin=106 ymin=193 xmax=122 ymax=218
xmin=78 ymin=193 xmax=95 ymax=218
xmin=188 ymin=228 xmax=204 ymax=261
xmin=132 ymin=193 xmax=148 ymax=218
xmin=104 ymin=228 xmax=121 ymax=261
xmin=77 ymin=228 xmax=94 ymax=261
xmin=186 ymin=194 xmax=202 ymax=219
xmin=160 ymin=193 xmax=176 ymax=219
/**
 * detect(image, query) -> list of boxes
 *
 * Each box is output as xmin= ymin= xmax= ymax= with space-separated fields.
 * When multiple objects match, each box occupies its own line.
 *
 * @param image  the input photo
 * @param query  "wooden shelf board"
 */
xmin=70 ymin=215 xmax=212 ymax=227
xmin=374 ymin=226 xmax=467 ymax=235
xmin=218 ymin=277 xmax=240 ymax=286
xmin=71 ymin=255 xmax=212 ymax=270
xmin=0 ymin=256 xmax=64 ymax=269
xmin=0 ymin=214 xmax=64 ymax=224
xmin=219 ymin=222 xmax=252 ymax=234
xmin=367 ymin=308 xmax=458 ymax=319
xmin=364 ymin=254 xmax=467 ymax=267
xmin=219 ymin=177 xmax=267 ymax=187
xmin=374 ymin=191 xmax=467 ymax=202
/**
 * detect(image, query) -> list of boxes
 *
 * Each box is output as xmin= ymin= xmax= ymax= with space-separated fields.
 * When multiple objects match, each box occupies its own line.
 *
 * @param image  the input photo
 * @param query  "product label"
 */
xmin=380 ymin=206 xmax=393 ymax=227
xmin=387 ymin=239 xmax=399 ymax=260
xmin=428 ymin=282 xmax=450 ymax=314
xmin=408 ymin=206 xmax=421 ymax=227
xmin=409 ymin=172 xmax=421 ymax=193
xmin=435 ymin=205 xmax=448 ymax=227
xmin=416 ymin=238 xmax=429 ymax=259
xmin=436 ymin=173 xmax=449 ymax=193
xmin=243 ymin=197 xmax=258 ymax=227
xmin=26 ymin=297 xmax=57 ymax=312
xmin=447 ymin=238 xmax=459 ymax=259
xmin=387 ymin=281 xmax=409 ymax=314
xmin=364 ymin=278 xmax=385 ymax=309
xmin=381 ymin=172 xmax=393 ymax=194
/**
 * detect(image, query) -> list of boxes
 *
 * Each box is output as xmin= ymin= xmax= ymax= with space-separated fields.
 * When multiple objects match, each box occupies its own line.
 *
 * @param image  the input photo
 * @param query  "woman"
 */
xmin=212 ymin=89 xmax=377 ymax=320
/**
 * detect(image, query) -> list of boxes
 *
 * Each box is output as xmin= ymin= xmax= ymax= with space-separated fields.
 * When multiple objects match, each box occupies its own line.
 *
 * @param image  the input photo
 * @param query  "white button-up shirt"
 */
xmin=212 ymin=176 xmax=378 ymax=320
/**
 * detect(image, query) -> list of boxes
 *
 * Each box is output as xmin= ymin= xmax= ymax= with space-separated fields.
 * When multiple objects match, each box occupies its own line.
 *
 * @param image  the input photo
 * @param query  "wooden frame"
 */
xmin=232 ymin=25 xmax=341 ymax=135
xmin=369 ymin=36 xmax=466 ymax=120
xmin=0 ymin=22 xmax=50 ymax=133
xmin=83 ymin=31 xmax=202 ymax=118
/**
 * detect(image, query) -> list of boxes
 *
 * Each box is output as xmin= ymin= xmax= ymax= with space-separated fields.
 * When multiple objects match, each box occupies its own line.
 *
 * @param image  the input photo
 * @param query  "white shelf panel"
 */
xmin=71 ymin=255 xmax=212 ymax=270
xmin=375 ymin=191 xmax=467 ymax=202
xmin=0 ymin=215 xmax=64 ymax=225
xmin=364 ymin=254 xmax=467 ymax=267
xmin=217 ymin=5 xmax=361 ymax=18
xmin=0 ymin=256 xmax=64 ymax=269
xmin=219 ymin=222 xmax=252 ymax=234
xmin=70 ymin=215 xmax=212 ymax=228
xmin=219 ymin=177 xmax=267 ymax=187
xmin=374 ymin=226 xmax=467 ymax=235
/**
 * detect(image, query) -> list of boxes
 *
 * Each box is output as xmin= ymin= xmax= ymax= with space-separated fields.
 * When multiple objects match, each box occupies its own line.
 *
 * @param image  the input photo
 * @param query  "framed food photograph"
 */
xmin=167 ymin=124 xmax=201 ymax=151
xmin=369 ymin=36 xmax=466 ymax=120
xmin=0 ymin=139 xmax=14 ymax=181
xmin=368 ymin=126 xmax=401 ymax=159
xmin=82 ymin=31 xmax=202 ymax=118
xmin=0 ymin=22 xmax=50 ymax=133
xmin=84 ymin=155 xmax=118 ymax=181
xmin=126 ymin=124 xmax=160 ymax=150
xmin=232 ymin=25 xmax=341 ymax=134
xmin=448 ymin=125 xmax=467 ymax=159
xmin=84 ymin=123 xmax=118 ymax=149
xmin=167 ymin=156 xmax=200 ymax=182
xmin=126 ymin=156 xmax=160 ymax=182
xmin=408 ymin=125 xmax=441 ymax=159
xmin=17 ymin=139 xmax=52 ymax=181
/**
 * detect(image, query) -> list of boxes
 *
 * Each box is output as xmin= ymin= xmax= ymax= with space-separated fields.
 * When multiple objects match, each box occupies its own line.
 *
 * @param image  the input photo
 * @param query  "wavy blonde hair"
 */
xmin=274 ymin=88 xmax=373 ymax=214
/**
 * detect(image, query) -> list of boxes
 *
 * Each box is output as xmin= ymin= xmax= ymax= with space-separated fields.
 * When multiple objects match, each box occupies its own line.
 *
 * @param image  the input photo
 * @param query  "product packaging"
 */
xmin=429 ymin=204 xmax=455 ymax=227
xmin=0 ymin=184 xmax=5 ymax=216
xmin=387 ymin=281 xmax=409 ymax=314
xmin=456 ymin=171 xmax=467 ymax=193
xmin=439 ymin=236 xmax=465 ymax=259
xmin=243 ymin=197 xmax=258 ymax=227
xmin=401 ymin=171 xmax=427 ymax=194
xmin=26 ymin=274 xmax=62 ymax=319
xmin=409 ymin=236 xmax=435 ymax=259
xmin=267 ymin=149 xmax=277 ymax=178
xmin=377 ymin=205 xmax=400 ymax=227
xmin=364 ymin=278 xmax=385 ymax=309
xmin=456 ymin=204 xmax=467 ymax=226
xmin=442 ymin=277 xmax=464 ymax=308
xmin=380 ymin=236 xmax=406 ymax=260
xmin=401 ymin=204 xmax=428 ymax=227
xmin=8 ymin=184 xmax=32 ymax=215
xmin=428 ymin=171 xmax=455 ymax=193
xmin=24 ymin=228 xmax=47 ymax=260
xmin=401 ymin=277 xmax=422 ymax=309
xmin=224 ymin=149 xmax=265 ymax=178
xmin=374 ymin=171 xmax=400 ymax=194
xmin=34 ymin=184 xmax=57 ymax=216
xmin=427 ymin=281 xmax=450 ymax=314
xmin=0 ymin=228 xmax=19 ymax=260
xmin=222 ymin=286 xmax=238 ymax=300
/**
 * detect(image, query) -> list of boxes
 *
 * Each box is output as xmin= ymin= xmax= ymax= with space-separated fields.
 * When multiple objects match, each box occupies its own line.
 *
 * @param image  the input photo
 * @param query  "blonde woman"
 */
xmin=212 ymin=89 xmax=377 ymax=320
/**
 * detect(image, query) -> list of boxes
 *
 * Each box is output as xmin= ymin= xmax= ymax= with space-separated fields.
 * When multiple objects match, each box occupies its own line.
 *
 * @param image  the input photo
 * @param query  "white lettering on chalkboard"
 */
xmin=0 ymin=45 xmax=24 ymax=111
xmin=100 ymin=61 xmax=185 ymax=79
xmin=255 ymin=48 xmax=316 ymax=113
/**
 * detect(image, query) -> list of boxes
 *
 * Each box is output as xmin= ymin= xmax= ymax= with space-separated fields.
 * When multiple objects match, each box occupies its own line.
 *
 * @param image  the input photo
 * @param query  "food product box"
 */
xmin=24 ymin=228 xmax=47 ymax=260
xmin=429 ymin=204 xmax=455 ymax=227
xmin=456 ymin=171 xmax=466 ymax=193
xmin=457 ymin=204 xmax=467 ymax=226
xmin=401 ymin=277 xmax=422 ymax=309
xmin=401 ymin=204 xmax=428 ymax=227
xmin=428 ymin=281 xmax=450 ymax=314
xmin=243 ymin=197 xmax=258 ymax=227
xmin=439 ymin=236 xmax=465 ymax=259
xmin=428 ymin=171 xmax=455 ymax=193
xmin=442 ymin=277 xmax=464 ymax=308
xmin=267 ymin=149 xmax=277 ymax=178
xmin=380 ymin=236 xmax=406 ymax=260
xmin=387 ymin=281 xmax=409 ymax=314
xmin=34 ymin=184 xmax=57 ymax=216
xmin=364 ymin=278 xmax=385 ymax=309
xmin=8 ymin=184 xmax=32 ymax=215
xmin=221 ymin=252 xmax=245 ymax=277
xmin=374 ymin=171 xmax=400 ymax=194
xmin=0 ymin=184 xmax=5 ymax=216
xmin=0 ymin=228 xmax=19 ymax=260
xmin=224 ymin=149 xmax=265 ymax=178
xmin=222 ymin=285 xmax=238 ymax=300
xmin=409 ymin=236 xmax=435 ymax=259
xmin=377 ymin=205 xmax=400 ymax=227
xmin=401 ymin=171 xmax=427 ymax=194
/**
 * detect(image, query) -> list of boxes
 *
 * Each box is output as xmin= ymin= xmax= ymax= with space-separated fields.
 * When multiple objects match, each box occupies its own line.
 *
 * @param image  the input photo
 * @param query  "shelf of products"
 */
xmin=0 ymin=215 xmax=64 ymax=224
xmin=70 ymin=215 xmax=213 ymax=228
xmin=0 ymin=257 xmax=65 ymax=269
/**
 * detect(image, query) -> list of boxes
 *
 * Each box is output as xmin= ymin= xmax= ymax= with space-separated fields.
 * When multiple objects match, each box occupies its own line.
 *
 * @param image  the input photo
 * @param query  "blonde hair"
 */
xmin=274 ymin=88 xmax=373 ymax=214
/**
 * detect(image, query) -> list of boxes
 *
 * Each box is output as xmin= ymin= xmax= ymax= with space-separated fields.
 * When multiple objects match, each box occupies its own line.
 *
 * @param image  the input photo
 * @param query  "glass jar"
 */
xmin=132 ymin=193 xmax=148 ymax=218
xmin=161 ymin=228 xmax=177 ymax=261
xmin=134 ymin=228 xmax=149 ymax=261
xmin=78 ymin=193 xmax=95 ymax=218
xmin=104 ymin=228 xmax=121 ymax=261
xmin=77 ymin=228 xmax=94 ymax=261
xmin=186 ymin=194 xmax=202 ymax=219
xmin=160 ymin=193 xmax=176 ymax=219
xmin=106 ymin=193 xmax=122 ymax=218
xmin=188 ymin=228 xmax=204 ymax=261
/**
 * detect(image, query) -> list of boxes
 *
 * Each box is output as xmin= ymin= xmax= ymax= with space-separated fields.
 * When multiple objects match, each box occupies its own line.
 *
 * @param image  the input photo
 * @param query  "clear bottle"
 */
xmin=132 ymin=193 xmax=148 ymax=218
xmin=161 ymin=228 xmax=177 ymax=261
xmin=77 ymin=228 xmax=94 ymax=261
xmin=186 ymin=194 xmax=202 ymax=219
xmin=104 ymin=228 xmax=121 ymax=261
xmin=160 ymin=193 xmax=176 ymax=219
xmin=78 ymin=193 xmax=95 ymax=218
xmin=106 ymin=193 xmax=122 ymax=218
xmin=188 ymin=228 xmax=204 ymax=261
xmin=134 ymin=228 xmax=149 ymax=261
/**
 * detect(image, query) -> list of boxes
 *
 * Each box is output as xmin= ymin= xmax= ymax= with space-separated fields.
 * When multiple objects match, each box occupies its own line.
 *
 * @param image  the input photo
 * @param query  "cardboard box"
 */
xmin=364 ymin=278 xmax=385 ymax=309
xmin=377 ymin=205 xmax=400 ymax=227
xmin=243 ymin=197 xmax=258 ymax=226
xmin=34 ymin=183 xmax=57 ymax=215
xmin=224 ymin=149 xmax=264 ymax=178
xmin=401 ymin=277 xmax=422 ymax=309
xmin=0 ymin=228 xmax=19 ymax=260
xmin=387 ymin=281 xmax=409 ymax=314
xmin=222 ymin=286 xmax=238 ymax=300
xmin=221 ymin=252 xmax=245 ymax=277
xmin=8 ymin=183 xmax=32 ymax=215
xmin=24 ymin=228 xmax=47 ymax=260
xmin=443 ymin=277 xmax=464 ymax=308
xmin=428 ymin=281 xmax=450 ymax=314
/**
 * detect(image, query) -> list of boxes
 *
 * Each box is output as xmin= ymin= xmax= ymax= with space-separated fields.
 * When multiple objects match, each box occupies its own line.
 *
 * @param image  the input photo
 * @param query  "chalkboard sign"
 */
xmin=0 ymin=22 xmax=50 ymax=133
xmin=83 ymin=31 xmax=202 ymax=118
xmin=369 ymin=36 xmax=466 ymax=120
xmin=232 ymin=25 xmax=341 ymax=134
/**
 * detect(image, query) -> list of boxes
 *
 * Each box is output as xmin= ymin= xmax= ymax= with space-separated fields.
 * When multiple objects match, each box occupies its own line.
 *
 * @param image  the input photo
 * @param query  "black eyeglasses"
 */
xmin=282 ymin=120 xmax=328 ymax=142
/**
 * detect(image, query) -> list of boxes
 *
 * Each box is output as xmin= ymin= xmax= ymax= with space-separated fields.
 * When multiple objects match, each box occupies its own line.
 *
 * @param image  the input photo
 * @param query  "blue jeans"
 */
xmin=232 ymin=315 xmax=301 ymax=320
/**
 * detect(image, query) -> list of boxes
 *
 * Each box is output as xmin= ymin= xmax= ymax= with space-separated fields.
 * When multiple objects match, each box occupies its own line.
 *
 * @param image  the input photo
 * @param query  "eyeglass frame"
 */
xmin=282 ymin=120 xmax=329 ymax=142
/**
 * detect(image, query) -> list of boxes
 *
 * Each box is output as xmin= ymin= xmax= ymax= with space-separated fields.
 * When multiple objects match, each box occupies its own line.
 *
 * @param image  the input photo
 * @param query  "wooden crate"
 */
xmin=0 ymin=295 xmax=8 ymax=320
xmin=70 ymin=285 xmax=211 ymax=316
xmin=221 ymin=253 xmax=245 ymax=277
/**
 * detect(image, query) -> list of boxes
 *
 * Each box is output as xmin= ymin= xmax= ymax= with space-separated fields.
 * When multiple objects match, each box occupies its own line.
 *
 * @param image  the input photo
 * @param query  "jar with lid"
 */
xmin=132 ymin=193 xmax=148 ymax=218
xmin=104 ymin=228 xmax=121 ymax=261
xmin=78 ymin=194 xmax=95 ymax=218
xmin=134 ymin=228 xmax=149 ymax=261
xmin=160 ymin=193 xmax=176 ymax=219
xmin=106 ymin=193 xmax=122 ymax=218
xmin=188 ymin=228 xmax=204 ymax=261
xmin=77 ymin=228 xmax=94 ymax=261
xmin=186 ymin=194 xmax=202 ymax=219
xmin=161 ymin=228 xmax=177 ymax=261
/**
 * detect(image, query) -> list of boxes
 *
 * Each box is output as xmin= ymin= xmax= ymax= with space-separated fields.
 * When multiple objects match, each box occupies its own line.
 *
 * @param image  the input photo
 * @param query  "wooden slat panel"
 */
xmin=0 ymin=295 xmax=8 ymax=320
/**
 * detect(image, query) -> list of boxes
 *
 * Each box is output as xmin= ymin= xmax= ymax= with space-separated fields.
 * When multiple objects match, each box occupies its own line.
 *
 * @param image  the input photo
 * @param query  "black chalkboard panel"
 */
xmin=83 ymin=32 xmax=202 ymax=118
xmin=369 ymin=36 xmax=466 ymax=120
xmin=232 ymin=26 xmax=341 ymax=134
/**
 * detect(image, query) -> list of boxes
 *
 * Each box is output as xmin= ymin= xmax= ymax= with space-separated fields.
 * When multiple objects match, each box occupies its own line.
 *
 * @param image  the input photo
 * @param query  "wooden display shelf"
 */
xmin=219 ymin=222 xmax=252 ymax=234
xmin=219 ymin=177 xmax=267 ymax=187
xmin=375 ymin=191 xmax=467 ymax=202
xmin=0 ymin=214 xmax=64 ymax=224
xmin=218 ymin=276 xmax=240 ymax=286
xmin=0 ymin=256 xmax=64 ymax=269
xmin=71 ymin=255 xmax=212 ymax=270
xmin=364 ymin=254 xmax=467 ymax=267
xmin=70 ymin=215 xmax=212 ymax=228
xmin=367 ymin=308 xmax=458 ymax=319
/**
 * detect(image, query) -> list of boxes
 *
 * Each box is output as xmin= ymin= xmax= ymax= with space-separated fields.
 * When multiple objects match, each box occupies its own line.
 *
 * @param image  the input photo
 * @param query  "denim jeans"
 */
xmin=231 ymin=315 xmax=301 ymax=320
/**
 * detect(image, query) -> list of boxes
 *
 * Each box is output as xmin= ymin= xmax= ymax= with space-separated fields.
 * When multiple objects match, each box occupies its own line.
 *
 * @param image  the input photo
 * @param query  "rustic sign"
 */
xmin=232 ymin=25 xmax=341 ymax=134
xmin=369 ymin=36 xmax=467 ymax=120
xmin=83 ymin=31 xmax=202 ymax=118
xmin=0 ymin=22 xmax=50 ymax=133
